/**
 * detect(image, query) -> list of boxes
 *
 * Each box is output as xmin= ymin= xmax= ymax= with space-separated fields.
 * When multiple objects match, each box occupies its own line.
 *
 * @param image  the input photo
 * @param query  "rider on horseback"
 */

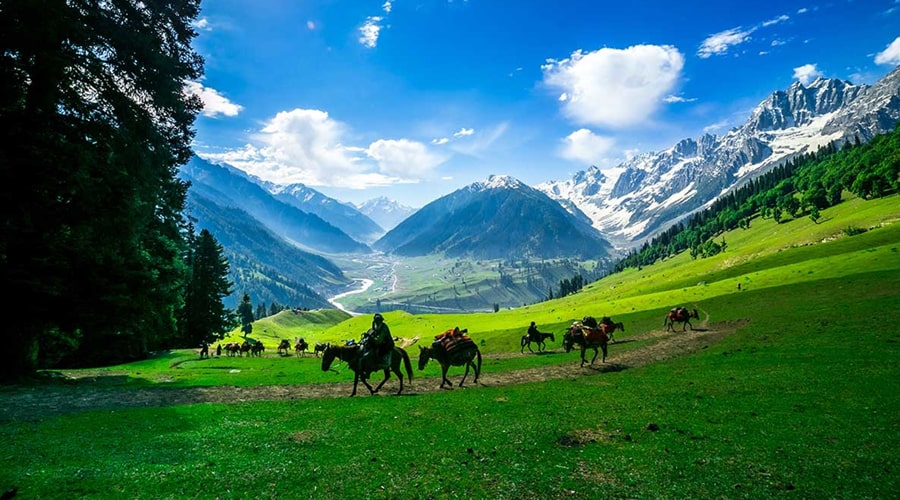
xmin=361 ymin=313 xmax=394 ymax=373
xmin=527 ymin=321 xmax=540 ymax=342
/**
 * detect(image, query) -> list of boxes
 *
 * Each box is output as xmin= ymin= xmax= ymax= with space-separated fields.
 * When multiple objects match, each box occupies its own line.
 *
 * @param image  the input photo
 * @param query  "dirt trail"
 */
xmin=0 ymin=320 xmax=745 ymax=422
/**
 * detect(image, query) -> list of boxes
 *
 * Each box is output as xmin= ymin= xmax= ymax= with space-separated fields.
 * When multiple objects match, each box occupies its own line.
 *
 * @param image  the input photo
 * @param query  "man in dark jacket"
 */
xmin=363 ymin=313 xmax=394 ymax=368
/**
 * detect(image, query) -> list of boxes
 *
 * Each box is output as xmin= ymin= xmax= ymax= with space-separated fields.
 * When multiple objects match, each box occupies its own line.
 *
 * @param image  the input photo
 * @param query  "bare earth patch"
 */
xmin=0 ymin=320 xmax=746 ymax=422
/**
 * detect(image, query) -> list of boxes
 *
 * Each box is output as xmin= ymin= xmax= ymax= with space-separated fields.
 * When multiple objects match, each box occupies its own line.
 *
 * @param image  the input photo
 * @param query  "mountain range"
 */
xmin=373 ymin=175 xmax=612 ymax=260
xmin=538 ymin=64 xmax=900 ymax=246
xmin=185 ymin=64 xmax=900 ymax=306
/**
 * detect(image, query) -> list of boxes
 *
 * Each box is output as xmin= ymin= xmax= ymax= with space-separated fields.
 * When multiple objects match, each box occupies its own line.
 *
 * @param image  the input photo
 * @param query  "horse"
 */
xmin=294 ymin=338 xmax=309 ymax=357
xmin=520 ymin=332 xmax=556 ymax=353
xmin=564 ymin=319 xmax=625 ymax=367
xmin=224 ymin=342 xmax=240 ymax=357
xmin=277 ymin=339 xmax=291 ymax=356
xmin=199 ymin=341 xmax=209 ymax=359
xmin=240 ymin=341 xmax=252 ymax=357
xmin=665 ymin=307 xmax=699 ymax=332
xmin=320 ymin=344 xmax=413 ymax=397
xmin=251 ymin=341 xmax=264 ymax=357
xmin=313 ymin=342 xmax=329 ymax=358
xmin=418 ymin=343 xmax=482 ymax=389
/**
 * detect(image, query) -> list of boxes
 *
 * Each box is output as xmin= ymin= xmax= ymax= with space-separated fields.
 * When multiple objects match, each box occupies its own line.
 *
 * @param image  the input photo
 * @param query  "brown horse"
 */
xmin=520 ymin=332 xmax=556 ymax=353
xmin=224 ymin=342 xmax=240 ymax=357
xmin=418 ymin=343 xmax=482 ymax=389
xmin=250 ymin=341 xmax=264 ymax=357
xmin=320 ymin=344 xmax=413 ymax=397
xmin=665 ymin=307 xmax=699 ymax=332
xmin=277 ymin=339 xmax=291 ymax=356
xmin=564 ymin=319 xmax=624 ymax=367
xmin=294 ymin=338 xmax=309 ymax=357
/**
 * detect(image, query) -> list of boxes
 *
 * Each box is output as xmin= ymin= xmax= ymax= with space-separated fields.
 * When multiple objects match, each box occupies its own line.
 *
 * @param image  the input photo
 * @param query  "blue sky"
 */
xmin=188 ymin=0 xmax=900 ymax=208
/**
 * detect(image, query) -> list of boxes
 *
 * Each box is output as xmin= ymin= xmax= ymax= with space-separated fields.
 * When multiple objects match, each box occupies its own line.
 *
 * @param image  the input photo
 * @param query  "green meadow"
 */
xmin=1 ymin=194 xmax=898 ymax=499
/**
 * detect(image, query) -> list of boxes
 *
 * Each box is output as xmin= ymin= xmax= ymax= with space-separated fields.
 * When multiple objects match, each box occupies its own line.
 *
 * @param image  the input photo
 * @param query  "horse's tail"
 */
xmin=475 ymin=347 xmax=483 ymax=377
xmin=400 ymin=348 xmax=413 ymax=382
xmin=520 ymin=335 xmax=528 ymax=347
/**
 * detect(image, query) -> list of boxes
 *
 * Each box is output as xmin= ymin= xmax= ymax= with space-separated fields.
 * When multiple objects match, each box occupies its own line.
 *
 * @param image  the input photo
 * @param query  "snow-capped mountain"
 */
xmin=265 ymin=182 xmax=384 ymax=244
xmin=374 ymin=174 xmax=612 ymax=260
xmin=356 ymin=196 xmax=417 ymax=231
xmin=538 ymin=65 xmax=900 ymax=248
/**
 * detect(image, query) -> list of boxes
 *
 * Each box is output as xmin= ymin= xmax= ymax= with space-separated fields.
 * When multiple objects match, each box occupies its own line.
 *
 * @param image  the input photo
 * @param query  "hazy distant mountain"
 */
xmin=374 ymin=175 xmax=613 ymax=260
xmin=538 ymin=65 xmax=900 ymax=247
xmin=262 ymin=182 xmax=384 ymax=244
xmin=180 ymin=156 xmax=370 ymax=254
xmin=356 ymin=196 xmax=417 ymax=231
xmin=184 ymin=192 xmax=352 ymax=309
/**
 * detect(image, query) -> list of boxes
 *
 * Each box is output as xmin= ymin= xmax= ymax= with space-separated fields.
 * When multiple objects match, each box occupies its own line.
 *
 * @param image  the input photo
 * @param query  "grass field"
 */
xmin=1 ymin=194 xmax=898 ymax=499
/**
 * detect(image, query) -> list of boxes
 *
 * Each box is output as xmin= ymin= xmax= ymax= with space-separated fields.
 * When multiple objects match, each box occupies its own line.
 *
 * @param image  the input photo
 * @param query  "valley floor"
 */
xmin=1 ymin=317 xmax=742 ymax=422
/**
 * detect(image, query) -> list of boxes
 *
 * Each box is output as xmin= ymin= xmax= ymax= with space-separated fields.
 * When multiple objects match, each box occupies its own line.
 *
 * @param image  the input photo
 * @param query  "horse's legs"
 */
xmin=600 ymin=343 xmax=608 ymax=363
xmin=440 ymin=365 xmax=451 ymax=389
xmin=459 ymin=364 xmax=470 ymax=387
xmin=372 ymin=369 xmax=390 ymax=393
xmin=590 ymin=347 xmax=599 ymax=365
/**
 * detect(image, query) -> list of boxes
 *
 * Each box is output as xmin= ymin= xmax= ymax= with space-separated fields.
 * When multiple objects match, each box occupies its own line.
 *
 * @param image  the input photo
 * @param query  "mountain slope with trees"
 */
xmin=612 ymin=125 xmax=900 ymax=272
xmin=185 ymin=192 xmax=351 ymax=310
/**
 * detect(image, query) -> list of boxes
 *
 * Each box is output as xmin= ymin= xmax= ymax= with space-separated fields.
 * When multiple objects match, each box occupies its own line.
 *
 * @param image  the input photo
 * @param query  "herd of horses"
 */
xmin=199 ymin=306 xmax=700 ymax=397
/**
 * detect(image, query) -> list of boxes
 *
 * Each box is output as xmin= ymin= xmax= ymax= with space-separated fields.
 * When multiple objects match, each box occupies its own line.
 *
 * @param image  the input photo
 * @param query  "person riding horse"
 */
xmin=360 ymin=313 xmax=394 ymax=373
xmin=527 ymin=321 xmax=540 ymax=343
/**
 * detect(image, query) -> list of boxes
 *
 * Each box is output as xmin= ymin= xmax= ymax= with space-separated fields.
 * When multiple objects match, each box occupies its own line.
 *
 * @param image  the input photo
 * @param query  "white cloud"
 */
xmin=199 ymin=108 xmax=447 ymax=189
xmin=559 ymin=129 xmax=616 ymax=165
xmin=366 ymin=139 xmax=446 ymax=177
xmin=382 ymin=1 xmax=392 ymax=13
xmin=875 ymin=36 xmax=900 ymax=65
xmin=762 ymin=15 xmax=789 ymax=27
xmin=698 ymin=26 xmax=756 ymax=58
xmin=307 ymin=20 xmax=316 ymax=30
xmin=359 ymin=16 xmax=383 ymax=48
xmin=664 ymin=95 xmax=696 ymax=103
xmin=432 ymin=137 xmax=450 ymax=145
xmin=183 ymin=81 xmax=243 ymax=117
xmin=703 ymin=119 xmax=731 ymax=135
xmin=453 ymin=128 xmax=474 ymax=137
xmin=192 ymin=18 xmax=211 ymax=32
xmin=542 ymin=45 xmax=684 ymax=128
xmin=793 ymin=63 xmax=823 ymax=84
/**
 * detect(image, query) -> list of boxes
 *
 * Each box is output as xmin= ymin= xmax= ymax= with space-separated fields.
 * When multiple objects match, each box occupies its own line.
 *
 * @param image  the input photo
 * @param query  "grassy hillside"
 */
xmin=2 ymin=193 xmax=897 ymax=498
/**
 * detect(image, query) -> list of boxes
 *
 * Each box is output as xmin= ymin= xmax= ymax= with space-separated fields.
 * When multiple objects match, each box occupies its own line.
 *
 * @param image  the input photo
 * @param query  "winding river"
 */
xmin=327 ymin=278 xmax=374 ymax=315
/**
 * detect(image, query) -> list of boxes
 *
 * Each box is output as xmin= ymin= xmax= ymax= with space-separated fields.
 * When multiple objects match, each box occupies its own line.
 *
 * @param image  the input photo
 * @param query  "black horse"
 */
xmin=520 ymin=332 xmax=556 ymax=353
xmin=313 ymin=342 xmax=329 ymax=358
xmin=418 ymin=343 xmax=482 ymax=389
xmin=321 ymin=344 xmax=413 ymax=396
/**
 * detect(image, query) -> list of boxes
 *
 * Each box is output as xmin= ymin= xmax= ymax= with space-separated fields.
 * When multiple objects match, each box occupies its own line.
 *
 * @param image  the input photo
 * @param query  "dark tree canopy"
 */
xmin=177 ymin=227 xmax=237 ymax=346
xmin=0 ymin=0 xmax=204 ymax=377
xmin=238 ymin=293 xmax=254 ymax=337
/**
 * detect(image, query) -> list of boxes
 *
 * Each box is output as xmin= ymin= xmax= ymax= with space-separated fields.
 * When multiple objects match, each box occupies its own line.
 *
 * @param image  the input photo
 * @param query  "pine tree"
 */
xmin=238 ymin=293 xmax=254 ymax=338
xmin=178 ymin=229 xmax=236 ymax=346
xmin=0 ymin=0 xmax=203 ymax=377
